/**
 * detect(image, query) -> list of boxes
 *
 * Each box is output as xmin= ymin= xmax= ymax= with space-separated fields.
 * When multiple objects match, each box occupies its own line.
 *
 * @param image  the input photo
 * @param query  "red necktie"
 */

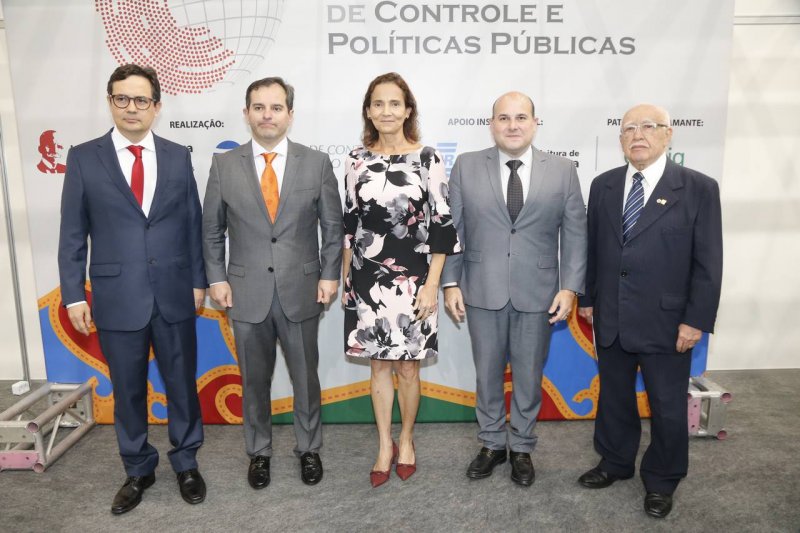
xmin=127 ymin=145 xmax=144 ymax=206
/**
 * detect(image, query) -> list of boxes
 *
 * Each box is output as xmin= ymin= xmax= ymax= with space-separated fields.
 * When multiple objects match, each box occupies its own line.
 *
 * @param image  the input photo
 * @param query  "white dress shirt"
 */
xmin=622 ymin=153 xmax=667 ymax=213
xmin=498 ymin=146 xmax=533 ymax=203
xmin=111 ymin=128 xmax=158 ymax=217
xmin=251 ymin=136 xmax=288 ymax=192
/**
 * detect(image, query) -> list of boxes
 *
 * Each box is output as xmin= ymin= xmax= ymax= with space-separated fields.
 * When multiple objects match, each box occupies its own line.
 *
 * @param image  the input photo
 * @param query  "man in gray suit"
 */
xmin=442 ymin=92 xmax=587 ymax=486
xmin=202 ymin=77 xmax=342 ymax=488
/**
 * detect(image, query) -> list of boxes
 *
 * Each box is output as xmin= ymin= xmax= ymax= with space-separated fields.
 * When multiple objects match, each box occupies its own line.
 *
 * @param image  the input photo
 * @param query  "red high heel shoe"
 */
xmin=370 ymin=441 xmax=399 ymax=488
xmin=396 ymin=441 xmax=416 ymax=481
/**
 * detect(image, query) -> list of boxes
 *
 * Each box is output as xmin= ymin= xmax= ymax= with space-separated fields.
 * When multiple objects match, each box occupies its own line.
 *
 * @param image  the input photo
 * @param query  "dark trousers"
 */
xmin=594 ymin=337 xmax=691 ymax=494
xmin=98 ymin=302 xmax=203 ymax=477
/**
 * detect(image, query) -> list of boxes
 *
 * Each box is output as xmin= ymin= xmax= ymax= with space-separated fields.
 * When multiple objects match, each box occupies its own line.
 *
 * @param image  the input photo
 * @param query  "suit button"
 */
xmin=268 ymin=267 xmax=274 ymax=273
xmin=271 ymin=238 xmax=277 ymax=243
xmin=145 ymin=223 xmax=150 ymax=229
xmin=620 ymin=270 xmax=628 ymax=278
xmin=511 ymin=229 xmax=517 ymax=234
xmin=149 ymin=259 xmax=156 ymax=265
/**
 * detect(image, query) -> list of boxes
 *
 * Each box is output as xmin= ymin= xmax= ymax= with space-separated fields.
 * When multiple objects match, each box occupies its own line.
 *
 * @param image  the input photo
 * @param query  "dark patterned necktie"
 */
xmin=506 ymin=160 xmax=524 ymax=222
xmin=622 ymin=172 xmax=645 ymax=243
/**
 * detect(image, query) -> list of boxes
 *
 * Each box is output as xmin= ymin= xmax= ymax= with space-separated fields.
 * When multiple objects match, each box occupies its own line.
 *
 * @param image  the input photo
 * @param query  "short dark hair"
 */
xmin=361 ymin=72 xmax=420 ymax=147
xmin=245 ymin=77 xmax=294 ymax=110
xmin=107 ymin=64 xmax=161 ymax=102
xmin=491 ymin=93 xmax=535 ymax=118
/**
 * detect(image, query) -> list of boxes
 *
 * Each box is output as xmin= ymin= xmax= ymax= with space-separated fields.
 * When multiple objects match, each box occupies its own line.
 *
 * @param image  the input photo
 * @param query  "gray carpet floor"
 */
xmin=0 ymin=369 xmax=798 ymax=532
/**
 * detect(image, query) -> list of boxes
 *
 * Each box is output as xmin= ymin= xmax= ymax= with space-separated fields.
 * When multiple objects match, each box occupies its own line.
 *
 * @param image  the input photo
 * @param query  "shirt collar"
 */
xmin=111 ymin=128 xmax=155 ymax=153
xmin=498 ymin=145 xmax=533 ymax=169
xmin=627 ymin=152 xmax=667 ymax=185
xmin=252 ymin=136 xmax=288 ymax=160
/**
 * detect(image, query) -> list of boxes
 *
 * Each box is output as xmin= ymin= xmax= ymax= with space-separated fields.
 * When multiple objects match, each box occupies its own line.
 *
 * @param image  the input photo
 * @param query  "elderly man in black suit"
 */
xmin=577 ymin=103 xmax=722 ymax=519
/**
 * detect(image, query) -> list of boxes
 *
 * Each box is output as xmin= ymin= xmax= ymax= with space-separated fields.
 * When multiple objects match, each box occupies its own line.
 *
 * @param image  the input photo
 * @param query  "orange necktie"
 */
xmin=260 ymin=152 xmax=279 ymax=222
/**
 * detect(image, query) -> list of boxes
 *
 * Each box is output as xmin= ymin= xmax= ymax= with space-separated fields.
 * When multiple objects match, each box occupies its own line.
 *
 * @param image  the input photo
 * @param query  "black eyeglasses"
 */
xmin=109 ymin=94 xmax=156 ymax=110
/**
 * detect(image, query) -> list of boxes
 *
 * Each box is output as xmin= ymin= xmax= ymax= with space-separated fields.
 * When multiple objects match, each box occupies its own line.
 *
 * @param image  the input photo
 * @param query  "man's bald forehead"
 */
xmin=492 ymin=92 xmax=535 ymax=117
xmin=623 ymin=104 xmax=671 ymax=124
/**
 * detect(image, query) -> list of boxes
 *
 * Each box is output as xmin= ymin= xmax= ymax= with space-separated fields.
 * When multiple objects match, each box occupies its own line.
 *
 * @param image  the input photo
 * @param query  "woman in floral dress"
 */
xmin=341 ymin=72 xmax=460 ymax=487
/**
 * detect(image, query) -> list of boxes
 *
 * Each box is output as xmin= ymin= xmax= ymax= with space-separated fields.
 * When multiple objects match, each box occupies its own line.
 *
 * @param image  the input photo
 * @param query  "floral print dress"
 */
xmin=343 ymin=146 xmax=461 ymax=360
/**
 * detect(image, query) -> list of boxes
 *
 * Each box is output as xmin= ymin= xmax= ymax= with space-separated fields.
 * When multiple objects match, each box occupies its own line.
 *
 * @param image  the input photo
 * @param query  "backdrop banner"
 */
xmin=3 ymin=0 xmax=733 ymax=423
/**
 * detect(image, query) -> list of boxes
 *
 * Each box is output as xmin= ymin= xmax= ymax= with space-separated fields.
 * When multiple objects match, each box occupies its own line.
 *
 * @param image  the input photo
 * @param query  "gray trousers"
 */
xmin=466 ymin=302 xmax=551 ymax=453
xmin=232 ymin=293 xmax=322 ymax=458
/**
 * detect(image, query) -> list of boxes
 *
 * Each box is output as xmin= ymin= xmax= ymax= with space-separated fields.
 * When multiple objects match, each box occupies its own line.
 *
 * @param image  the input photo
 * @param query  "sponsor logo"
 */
xmin=436 ymin=142 xmax=458 ymax=177
xmin=215 ymin=140 xmax=240 ymax=153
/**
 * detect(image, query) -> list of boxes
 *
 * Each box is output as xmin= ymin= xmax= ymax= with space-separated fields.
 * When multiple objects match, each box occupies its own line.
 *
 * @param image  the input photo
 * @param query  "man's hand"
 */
xmin=67 ymin=303 xmax=93 ymax=336
xmin=676 ymin=323 xmax=702 ymax=353
xmin=444 ymin=287 xmax=465 ymax=322
xmin=317 ymin=279 xmax=338 ymax=304
xmin=209 ymin=282 xmax=233 ymax=308
xmin=548 ymin=290 xmax=575 ymax=324
xmin=578 ymin=306 xmax=593 ymax=324
xmin=193 ymin=288 xmax=206 ymax=310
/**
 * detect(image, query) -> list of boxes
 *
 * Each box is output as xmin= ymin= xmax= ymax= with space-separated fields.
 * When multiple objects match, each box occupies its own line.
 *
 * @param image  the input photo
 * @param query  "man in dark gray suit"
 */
xmin=577 ymin=104 xmax=722 ymax=519
xmin=202 ymin=77 xmax=342 ymax=488
xmin=442 ymin=92 xmax=587 ymax=486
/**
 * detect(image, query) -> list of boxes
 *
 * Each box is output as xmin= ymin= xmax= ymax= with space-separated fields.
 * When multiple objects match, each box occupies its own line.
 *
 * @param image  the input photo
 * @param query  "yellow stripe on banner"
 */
xmin=568 ymin=303 xmax=597 ymax=359
xmin=420 ymin=380 xmax=476 ymax=407
xmin=267 ymin=379 xmax=478 ymax=415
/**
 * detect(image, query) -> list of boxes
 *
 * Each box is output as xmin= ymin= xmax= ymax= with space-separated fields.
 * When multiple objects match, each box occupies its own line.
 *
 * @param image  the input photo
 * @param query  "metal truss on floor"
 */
xmin=689 ymin=376 xmax=732 ymax=440
xmin=0 ymin=380 xmax=95 ymax=472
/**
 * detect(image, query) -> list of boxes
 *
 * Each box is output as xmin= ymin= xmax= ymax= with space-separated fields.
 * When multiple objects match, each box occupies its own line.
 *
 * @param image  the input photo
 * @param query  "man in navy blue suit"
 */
xmin=58 ymin=64 xmax=207 ymax=514
xmin=577 ymin=104 xmax=722 ymax=519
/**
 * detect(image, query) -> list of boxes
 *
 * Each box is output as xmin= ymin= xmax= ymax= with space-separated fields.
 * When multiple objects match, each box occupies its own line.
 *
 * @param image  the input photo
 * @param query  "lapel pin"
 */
xmin=657 ymin=198 xmax=667 ymax=205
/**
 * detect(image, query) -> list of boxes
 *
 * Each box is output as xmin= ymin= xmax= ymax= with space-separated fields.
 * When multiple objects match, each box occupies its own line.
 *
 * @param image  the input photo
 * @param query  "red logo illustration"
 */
xmin=95 ymin=1 xmax=286 ymax=95
xmin=95 ymin=0 xmax=235 ymax=95
xmin=36 ymin=130 xmax=67 ymax=174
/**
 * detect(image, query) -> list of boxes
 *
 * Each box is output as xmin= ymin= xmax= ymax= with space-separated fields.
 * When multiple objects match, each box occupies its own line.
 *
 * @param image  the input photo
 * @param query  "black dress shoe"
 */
xmin=578 ymin=465 xmax=631 ymax=489
xmin=509 ymin=451 xmax=535 ymax=487
xmin=466 ymin=447 xmax=507 ymax=479
xmin=644 ymin=492 xmax=673 ymax=518
xmin=300 ymin=452 xmax=323 ymax=485
xmin=177 ymin=468 xmax=206 ymax=504
xmin=248 ymin=456 xmax=270 ymax=489
xmin=111 ymin=474 xmax=155 ymax=515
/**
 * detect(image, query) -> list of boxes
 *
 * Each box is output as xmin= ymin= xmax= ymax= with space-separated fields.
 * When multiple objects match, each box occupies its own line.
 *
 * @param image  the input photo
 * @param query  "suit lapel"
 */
xmin=241 ymin=141 xmax=272 ymax=224
xmin=516 ymin=146 xmax=545 ymax=221
xmin=147 ymin=135 xmax=169 ymax=220
xmin=603 ymin=168 xmax=626 ymax=246
xmin=276 ymin=140 xmax=301 ymax=221
xmin=486 ymin=147 xmax=510 ymax=222
xmin=95 ymin=131 xmax=145 ymax=217
xmin=625 ymin=159 xmax=682 ymax=243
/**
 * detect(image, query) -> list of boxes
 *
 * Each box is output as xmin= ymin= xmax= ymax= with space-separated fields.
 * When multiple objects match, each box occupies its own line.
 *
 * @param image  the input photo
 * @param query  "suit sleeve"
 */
xmin=682 ymin=177 xmax=723 ymax=332
xmin=185 ymin=150 xmax=207 ymax=288
xmin=559 ymin=162 xmax=588 ymax=295
xmin=578 ymin=177 xmax=601 ymax=308
xmin=318 ymin=154 xmax=343 ymax=281
xmin=440 ymin=155 xmax=465 ymax=285
xmin=202 ymin=154 xmax=229 ymax=284
xmin=58 ymin=148 xmax=90 ymax=305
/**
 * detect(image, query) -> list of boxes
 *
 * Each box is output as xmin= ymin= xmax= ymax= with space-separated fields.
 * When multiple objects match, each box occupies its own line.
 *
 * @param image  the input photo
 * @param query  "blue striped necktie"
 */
xmin=622 ymin=172 xmax=645 ymax=243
